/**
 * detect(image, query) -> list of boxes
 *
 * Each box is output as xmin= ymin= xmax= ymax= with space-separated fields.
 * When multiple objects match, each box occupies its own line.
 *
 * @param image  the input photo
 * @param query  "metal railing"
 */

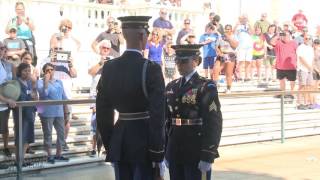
xmin=0 ymin=90 xmax=319 ymax=179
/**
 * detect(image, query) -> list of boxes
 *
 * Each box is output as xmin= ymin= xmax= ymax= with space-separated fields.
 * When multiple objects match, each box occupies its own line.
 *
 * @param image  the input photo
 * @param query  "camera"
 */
xmin=61 ymin=26 xmax=68 ymax=33
xmin=279 ymin=32 xmax=286 ymax=36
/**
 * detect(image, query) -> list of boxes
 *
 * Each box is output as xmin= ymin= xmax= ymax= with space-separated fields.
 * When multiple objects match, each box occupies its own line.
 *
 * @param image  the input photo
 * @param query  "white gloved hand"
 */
xmin=198 ymin=160 xmax=211 ymax=172
xmin=164 ymin=158 xmax=169 ymax=168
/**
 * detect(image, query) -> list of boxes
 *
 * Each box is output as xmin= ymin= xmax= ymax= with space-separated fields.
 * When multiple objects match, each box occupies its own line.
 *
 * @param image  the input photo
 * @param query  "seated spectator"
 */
xmin=3 ymin=26 xmax=26 ymax=67
xmin=144 ymin=29 xmax=164 ymax=66
xmin=13 ymin=63 xmax=38 ymax=166
xmin=37 ymin=63 xmax=69 ymax=164
xmin=0 ymin=41 xmax=16 ymax=159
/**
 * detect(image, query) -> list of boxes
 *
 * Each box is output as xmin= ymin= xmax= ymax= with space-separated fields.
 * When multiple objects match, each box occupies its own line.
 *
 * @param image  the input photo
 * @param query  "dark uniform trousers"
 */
xmin=165 ymin=72 xmax=222 ymax=180
xmin=169 ymin=163 xmax=211 ymax=180
xmin=96 ymin=51 xmax=165 ymax=180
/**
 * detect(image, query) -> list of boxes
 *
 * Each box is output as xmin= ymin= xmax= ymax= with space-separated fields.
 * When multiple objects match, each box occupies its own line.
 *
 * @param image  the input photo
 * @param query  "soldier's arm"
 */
xmin=146 ymin=62 xmax=166 ymax=162
xmin=96 ymin=67 xmax=115 ymax=151
xmin=199 ymin=82 xmax=223 ymax=163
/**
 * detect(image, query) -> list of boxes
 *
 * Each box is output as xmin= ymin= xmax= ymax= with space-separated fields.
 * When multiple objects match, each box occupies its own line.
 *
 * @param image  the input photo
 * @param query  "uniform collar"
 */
xmin=125 ymin=49 xmax=143 ymax=55
xmin=184 ymin=69 xmax=197 ymax=82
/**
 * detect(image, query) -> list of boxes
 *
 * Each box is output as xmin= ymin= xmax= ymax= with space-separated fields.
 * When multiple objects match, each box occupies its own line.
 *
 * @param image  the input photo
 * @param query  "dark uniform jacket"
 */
xmin=165 ymin=72 xmax=222 ymax=163
xmin=96 ymin=50 xmax=165 ymax=163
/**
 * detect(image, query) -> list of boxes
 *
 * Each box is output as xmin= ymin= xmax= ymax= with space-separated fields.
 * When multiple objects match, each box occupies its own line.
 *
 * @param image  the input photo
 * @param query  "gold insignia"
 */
xmin=209 ymin=100 xmax=217 ymax=112
xmin=168 ymin=105 xmax=173 ymax=112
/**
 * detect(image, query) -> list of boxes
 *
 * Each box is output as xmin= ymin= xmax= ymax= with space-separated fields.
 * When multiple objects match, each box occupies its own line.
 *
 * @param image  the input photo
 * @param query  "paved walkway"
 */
xmin=3 ymin=135 xmax=319 ymax=180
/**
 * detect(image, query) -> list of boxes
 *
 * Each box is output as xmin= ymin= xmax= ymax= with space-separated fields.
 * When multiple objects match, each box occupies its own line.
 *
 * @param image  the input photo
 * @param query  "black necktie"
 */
xmin=181 ymin=77 xmax=186 ymax=87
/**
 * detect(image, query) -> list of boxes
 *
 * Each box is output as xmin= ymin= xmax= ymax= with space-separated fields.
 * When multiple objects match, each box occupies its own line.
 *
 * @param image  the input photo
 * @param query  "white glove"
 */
xmin=198 ymin=160 xmax=211 ymax=172
xmin=153 ymin=161 xmax=166 ymax=177
xmin=164 ymin=158 xmax=169 ymax=168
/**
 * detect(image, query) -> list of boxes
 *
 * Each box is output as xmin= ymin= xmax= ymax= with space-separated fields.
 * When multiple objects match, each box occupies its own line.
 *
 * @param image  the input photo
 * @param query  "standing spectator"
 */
xmin=49 ymin=19 xmax=78 ymax=149
xmin=251 ymin=26 xmax=266 ymax=81
xmin=162 ymin=41 xmax=176 ymax=81
xmin=21 ymin=51 xmax=39 ymax=80
xmin=264 ymin=24 xmax=277 ymax=82
xmin=88 ymin=40 xmax=113 ymax=97
xmin=176 ymin=18 xmax=194 ymax=45
xmin=144 ymin=29 xmax=165 ymax=66
xmin=312 ymin=39 xmax=320 ymax=108
xmin=296 ymin=35 xmax=314 ymax=109
xmin=0 ymin=41 xmax=16 ymax=158
xmin=208 ymin=12 xmax=215 ymax=23
xmin=5 ymin=1 xmax=36 ymax=65
xmin=254 ymin=13 xmax=270 ymax=34
xmin=234 ymin=14 xmax=253 ymax=81
xmin=91 ymin=16 xmax=124 ymax=58
xmin=3 ymin=26 xmax=26 ymax=67
xmin=153 ymin=8 xmax=175 ymax=42
xmin=212 ymin=15 xmax=224 ymax=35
xmin=13 ymin=63 xmax=37 ymax=166
xmin=294 ymin=27 xmax=308 ymax=45
xmin=292 ymin=9 xmax=308 ymax=32
xmin=199 ymin=23 xmax=219 ymax=79
xmin=37 ymin=63 xmax=69 ymax=164
xmin=271 ymin=31 xmax=298 ymax=99
xmin=214 ymin=24 xmax=238 ymax=93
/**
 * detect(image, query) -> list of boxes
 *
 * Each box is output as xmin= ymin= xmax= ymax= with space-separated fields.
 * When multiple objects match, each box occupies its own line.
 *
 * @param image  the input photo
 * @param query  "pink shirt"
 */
xmin=274 ymin=40 xmax=297 ymax=70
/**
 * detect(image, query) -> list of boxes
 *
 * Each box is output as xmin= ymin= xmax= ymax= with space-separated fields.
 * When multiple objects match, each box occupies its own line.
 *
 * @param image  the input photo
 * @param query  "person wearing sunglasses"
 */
xmin=176 ymin=18 xmax=194 ymax=45
xmin=165 ymin=44 xmax=222 ymax=180
xmin=91 ymin=16 xmax=125 ymax=58
xmin=37 ymin=63 xmax=69 ymax=164
xmin=153 ymin=8 xmax=175 ymax=43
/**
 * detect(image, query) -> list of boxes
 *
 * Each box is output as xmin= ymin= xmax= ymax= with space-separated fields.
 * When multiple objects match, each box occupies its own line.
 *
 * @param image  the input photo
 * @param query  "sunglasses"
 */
xmin=101 ymin=46 xmax=110 ymax=49
xmin=161 ymin=12 xmax=167 ymax=15
xmin=152 ymin=33 xmax=158 ymax=36
xmin=184 ymin=22 xmax=190 ymax=24
xmin=66 ymin=26 xmax=72 ymax=30
xmin=45 ymin=68 xmax=54 ymax=73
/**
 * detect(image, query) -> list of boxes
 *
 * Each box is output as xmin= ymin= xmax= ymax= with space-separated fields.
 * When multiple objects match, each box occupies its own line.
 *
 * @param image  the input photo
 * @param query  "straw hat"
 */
xmin=0 ymin=80 xmax=21 ymax=100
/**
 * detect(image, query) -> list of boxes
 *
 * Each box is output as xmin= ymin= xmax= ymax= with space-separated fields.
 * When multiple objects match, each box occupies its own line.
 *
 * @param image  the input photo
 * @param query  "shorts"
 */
xmin=91 ymin=116 xmax=97 ymax=135
xmin=216 ymin=53 xmax=236 ymax=63
xmin=237 ymin=48 xmax=253 ymax=61
xmin=298 ymin=70 xmax=313 ymax=86
xmin=276 ymin=69 xmax=297 ymax=81
xmin=203 ymin=56 xmax=215 ymax=69
xmin=0 ymin=109 xmax=10 ymax=134
xmin=252 ymin=55 xmax=264 ymax=60
xmin=313 ymin=71 xmax=320 ymax=80
xmin=264 ymin=55 xmax=275 ymax=66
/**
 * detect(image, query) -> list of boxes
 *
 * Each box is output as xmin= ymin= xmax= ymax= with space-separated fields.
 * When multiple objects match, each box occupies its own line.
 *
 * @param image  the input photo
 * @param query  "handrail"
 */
xmin=1 ymin=90 xmax=319 ymax=179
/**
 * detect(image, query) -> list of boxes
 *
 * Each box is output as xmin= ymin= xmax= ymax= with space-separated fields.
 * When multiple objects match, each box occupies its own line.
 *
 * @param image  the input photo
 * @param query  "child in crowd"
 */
xmin=3 ymin=26 xmax=26 ymax=67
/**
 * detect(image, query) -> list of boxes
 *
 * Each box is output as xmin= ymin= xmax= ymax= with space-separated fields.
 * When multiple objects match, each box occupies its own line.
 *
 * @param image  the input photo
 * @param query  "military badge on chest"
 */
xmin=182 ymin=88 xmax=197 ymax=104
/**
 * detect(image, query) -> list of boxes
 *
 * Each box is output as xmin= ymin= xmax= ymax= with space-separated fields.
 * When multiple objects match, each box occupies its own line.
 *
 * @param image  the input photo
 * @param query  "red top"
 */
xmin=292 ymin=13 xmax=308 ymax=31
xmin=274 ymin=40 xmax=298 ymax=70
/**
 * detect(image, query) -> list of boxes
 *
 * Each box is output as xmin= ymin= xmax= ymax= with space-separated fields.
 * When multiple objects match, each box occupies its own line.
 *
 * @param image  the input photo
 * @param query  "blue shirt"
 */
xmin=199 ymin=33 xmax=219 ymax=58
xmin=145 ymin=42 xmax=164 ymax=64
xmin=37 ymin=79 xmax=67 ymax=117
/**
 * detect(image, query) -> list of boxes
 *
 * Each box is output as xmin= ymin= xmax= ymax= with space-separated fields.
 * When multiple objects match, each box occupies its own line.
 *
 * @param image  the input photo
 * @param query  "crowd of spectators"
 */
xmin=1 ymin=1 xmax=320 ymax=168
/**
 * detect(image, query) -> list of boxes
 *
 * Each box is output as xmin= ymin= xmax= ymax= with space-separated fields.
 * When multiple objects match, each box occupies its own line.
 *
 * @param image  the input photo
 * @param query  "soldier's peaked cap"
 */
xmin=118 ymin=16 xmax=151 ymax=30
xmin=171 ymin=44 xmax=203 ymax=59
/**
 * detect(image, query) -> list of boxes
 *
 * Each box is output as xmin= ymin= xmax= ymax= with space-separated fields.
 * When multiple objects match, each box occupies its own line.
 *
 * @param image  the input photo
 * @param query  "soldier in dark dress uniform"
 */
xmin=96 ymin=16 xmax=166 ymax=180
xmin=165 ymin=44 xmax=223 ymax=180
